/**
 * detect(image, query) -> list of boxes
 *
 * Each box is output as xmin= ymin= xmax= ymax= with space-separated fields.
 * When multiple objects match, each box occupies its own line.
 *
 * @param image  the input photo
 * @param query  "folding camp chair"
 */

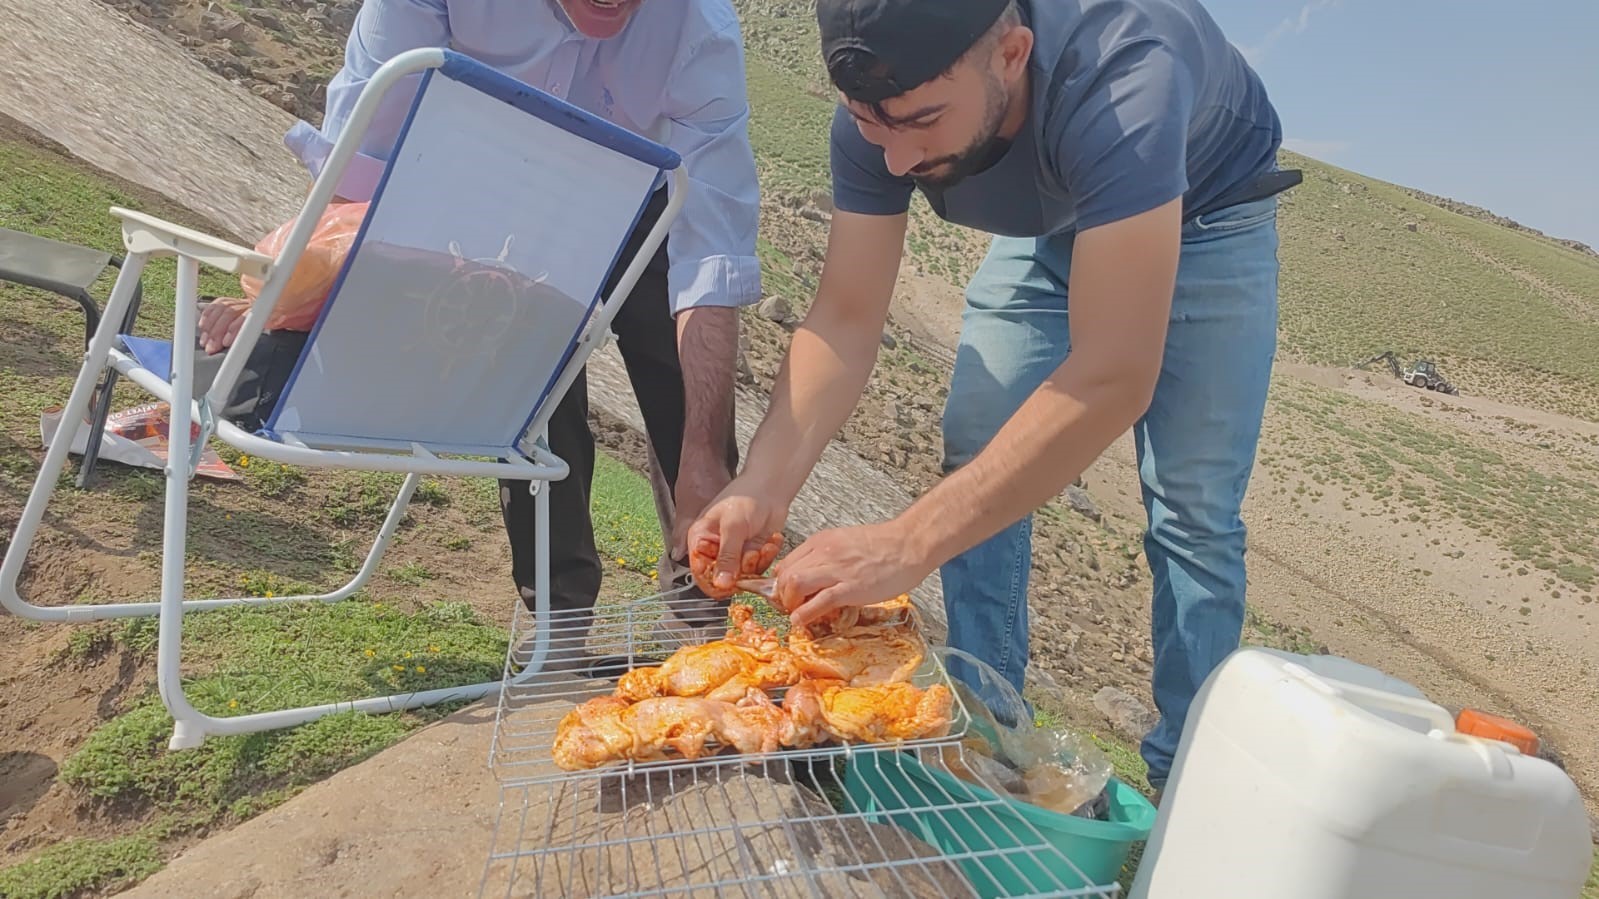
xmin=0 ymin=227 xmax=145 ymax=488
xmin=0 ymin=47 xmax=685 ymax=750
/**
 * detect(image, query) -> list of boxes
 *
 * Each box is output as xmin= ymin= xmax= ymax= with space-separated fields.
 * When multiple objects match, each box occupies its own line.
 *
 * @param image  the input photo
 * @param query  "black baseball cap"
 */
xmin=817 ymin=0 xmax=1015 ymax=104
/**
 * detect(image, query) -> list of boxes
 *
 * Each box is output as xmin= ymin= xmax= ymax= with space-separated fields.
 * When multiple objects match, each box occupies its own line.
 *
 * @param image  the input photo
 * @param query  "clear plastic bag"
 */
xmin=239 ymin=201 xmax=370 ymax=332
xmin=935 ymin=646 xmax=1114 ymax=819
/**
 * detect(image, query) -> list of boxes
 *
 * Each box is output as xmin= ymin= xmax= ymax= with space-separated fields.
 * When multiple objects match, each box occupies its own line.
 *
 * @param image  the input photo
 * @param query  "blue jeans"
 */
xmin=939 ymin=195 xmax=1281 ymax=788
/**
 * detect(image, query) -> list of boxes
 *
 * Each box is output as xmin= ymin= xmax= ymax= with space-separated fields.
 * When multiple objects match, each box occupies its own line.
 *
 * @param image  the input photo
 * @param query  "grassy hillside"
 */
xmin=734 ymin=0 xmax=1599 ymax=421
xmin=1274 ymin=155 xmax=1599 ymax=419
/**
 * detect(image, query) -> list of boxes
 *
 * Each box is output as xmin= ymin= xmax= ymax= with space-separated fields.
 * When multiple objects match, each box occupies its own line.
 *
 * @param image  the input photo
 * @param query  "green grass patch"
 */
xmin=0 ymin=832 xmax=164 ymax=899
xmin=59 ymin=600 xmax=505 ymax=815
xmin=591 ymin=451 xmax=665 ymax=579
xmin=744 ymin=53 xmax=834 ymax=196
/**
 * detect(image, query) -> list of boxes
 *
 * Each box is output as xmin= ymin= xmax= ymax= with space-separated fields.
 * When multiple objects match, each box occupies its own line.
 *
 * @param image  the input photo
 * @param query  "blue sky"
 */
xmin=1205 ymin=0 xmax=1599 ymax=249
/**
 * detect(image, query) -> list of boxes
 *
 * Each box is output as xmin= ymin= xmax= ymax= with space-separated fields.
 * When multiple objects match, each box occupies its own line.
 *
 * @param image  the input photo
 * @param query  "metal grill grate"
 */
xmin=480 ymin=587 xmax=1123 ymax=898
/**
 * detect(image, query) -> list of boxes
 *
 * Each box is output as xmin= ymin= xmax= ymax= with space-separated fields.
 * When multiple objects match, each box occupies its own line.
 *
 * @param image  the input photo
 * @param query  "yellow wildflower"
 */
xmin=228 ymin=699 xmax=239 ymax=709
xmin=415 ymin=665 xmax=426 ymax=674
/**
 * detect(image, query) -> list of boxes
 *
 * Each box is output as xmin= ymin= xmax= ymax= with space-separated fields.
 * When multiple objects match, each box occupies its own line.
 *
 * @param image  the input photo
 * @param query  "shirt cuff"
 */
xmin=283 ymin=121 xmax=390 ymax=203
xmin=666 ymin=254 xmax=763 ymax=315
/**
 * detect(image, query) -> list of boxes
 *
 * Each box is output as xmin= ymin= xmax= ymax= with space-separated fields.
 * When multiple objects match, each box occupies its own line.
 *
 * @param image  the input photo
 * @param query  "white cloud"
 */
xmin=1281 ymin=138 xmax=1352 ymax=159
xmin=1241 ymin=0 xmax=1341 ymax=65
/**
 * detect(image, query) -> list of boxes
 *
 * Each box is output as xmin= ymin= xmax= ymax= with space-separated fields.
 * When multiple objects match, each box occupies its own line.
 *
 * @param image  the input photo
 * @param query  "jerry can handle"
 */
xmin=1282 ymin=661 xmax=1458 ymax=734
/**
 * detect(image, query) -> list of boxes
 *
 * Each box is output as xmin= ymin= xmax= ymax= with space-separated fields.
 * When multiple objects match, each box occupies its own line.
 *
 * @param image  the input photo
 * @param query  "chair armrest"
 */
xmin=110 ymin=206 xmax=272 ymax=279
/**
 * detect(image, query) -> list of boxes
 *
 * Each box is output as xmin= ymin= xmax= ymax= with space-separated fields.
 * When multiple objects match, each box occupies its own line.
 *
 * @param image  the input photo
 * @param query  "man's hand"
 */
xmin=198 ymin=296 xmax=253 ymax=356
xmin=684 ymin=475 xmax=790 ymax=593
xmin=771 ymin=520 xmax=926 ymax=628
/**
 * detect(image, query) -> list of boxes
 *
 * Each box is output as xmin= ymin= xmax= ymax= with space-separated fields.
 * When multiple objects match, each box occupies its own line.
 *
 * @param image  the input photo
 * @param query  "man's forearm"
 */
xmin=899 ymin=360 xmax=1153 ymax=571
xmin=741 ymin=305 xmax=884 ymax=500
xmin=676 ymin=306 xmax=739 ymax=461
xmin=897 ymin=200 xmax=1182 ymax=573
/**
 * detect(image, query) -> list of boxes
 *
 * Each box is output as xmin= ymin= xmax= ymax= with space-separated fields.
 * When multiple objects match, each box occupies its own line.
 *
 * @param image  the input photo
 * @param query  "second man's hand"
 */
xmin=773 ymin=518 xmax=928 ymax=628
xmin=686 ymin=475 xmax=791 ymax=593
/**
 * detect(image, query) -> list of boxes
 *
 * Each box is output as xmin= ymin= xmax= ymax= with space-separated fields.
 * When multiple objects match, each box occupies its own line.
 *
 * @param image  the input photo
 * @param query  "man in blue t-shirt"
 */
xmin=690 ymin=0 xmax=1297 ymax=795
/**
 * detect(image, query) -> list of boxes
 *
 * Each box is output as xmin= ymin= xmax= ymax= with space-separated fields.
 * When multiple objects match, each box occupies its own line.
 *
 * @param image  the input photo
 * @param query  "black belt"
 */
xmin=1185 ymin=168 xmax=1302 ymax=222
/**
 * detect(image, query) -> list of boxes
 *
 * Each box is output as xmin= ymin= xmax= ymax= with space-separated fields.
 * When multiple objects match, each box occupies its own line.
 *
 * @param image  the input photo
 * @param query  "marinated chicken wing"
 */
xmin=782 ymin=678 xmax=954 ymax=744
xmin=615 ymin=604 xmax=802 ymax=703
xmin=615 ymin=640 xmax=802 ymax=704
xmin=552 ymin=688 xmax=788 ymax=770
xmin=787 ymin=628 xmax=925 ymax=686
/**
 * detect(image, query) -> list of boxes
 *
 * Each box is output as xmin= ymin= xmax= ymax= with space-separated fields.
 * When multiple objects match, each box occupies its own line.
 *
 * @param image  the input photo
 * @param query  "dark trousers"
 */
xmin=496 ymin=187 xmax=738 ymax=623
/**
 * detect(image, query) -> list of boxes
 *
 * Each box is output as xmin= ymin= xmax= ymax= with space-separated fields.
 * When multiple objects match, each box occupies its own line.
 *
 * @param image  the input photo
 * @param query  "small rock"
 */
xmin=809 ymin=188 xmax=834 ymax=213
xmin=201 ymin=7 xmax=251 ymax=40
xmin=1027 ymin=668 xmax=1061 ymax=693
xmin=242 ymin=7 xmax=286 ymax=30
xmin=799 ymin=206 xmax=831 ymax=224
xmin=1063 ymin=485 xmax=1101 ymax=522
xmin=1405 ymin=221 xmax=1419 ymax=232
xmin=1111 ymin=651 xmax=1125 ymax=663
xmin=880 ymin=330 xmax=897 ymax=349
xmin=757 ymin=295 xmax=791 ymax=323
xmin=1094 ymin=686 xmax=1158 ymax=739
xmin=330 ymin=0 xmax=360 ymax=29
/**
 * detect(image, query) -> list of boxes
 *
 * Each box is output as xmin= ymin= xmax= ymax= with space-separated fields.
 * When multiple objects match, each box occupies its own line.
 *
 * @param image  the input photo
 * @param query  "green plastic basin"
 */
xmin=843 ymin=749 xmax=1156 ymax=896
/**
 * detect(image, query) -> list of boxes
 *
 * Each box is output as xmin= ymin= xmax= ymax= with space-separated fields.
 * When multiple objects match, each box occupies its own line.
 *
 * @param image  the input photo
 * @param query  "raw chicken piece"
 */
xmin=687 ymin=532 xmax=784 ymax=599
xmin=616 ymin=604 xmax=802 ymax=703
xmin=786 ymin=628 xmax=926 ymax=686
xmin=782 ymin=678 xmax=954 ymax=744
xmin=551 ymin=688 xmax=788 ymax=770
xmin=800 ymin=593 xmax=916 ymax=639
xmin=616 ymin=640 xmax=802 ymax=704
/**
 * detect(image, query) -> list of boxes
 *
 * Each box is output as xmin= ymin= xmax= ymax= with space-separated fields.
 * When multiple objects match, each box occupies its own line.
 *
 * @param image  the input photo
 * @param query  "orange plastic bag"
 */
xmin=239 ymin=200 xmax=370 ymax=332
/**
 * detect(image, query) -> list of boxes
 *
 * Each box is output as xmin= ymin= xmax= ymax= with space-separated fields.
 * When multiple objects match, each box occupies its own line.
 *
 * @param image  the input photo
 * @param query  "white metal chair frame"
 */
xmin=0 ymin=47 xmax=686 ymax=750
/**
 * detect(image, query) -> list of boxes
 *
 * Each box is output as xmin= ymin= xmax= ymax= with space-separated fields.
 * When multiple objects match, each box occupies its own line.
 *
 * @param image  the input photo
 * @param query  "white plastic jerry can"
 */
xmin=1130 ymin=647 xmax=1594 ymax=899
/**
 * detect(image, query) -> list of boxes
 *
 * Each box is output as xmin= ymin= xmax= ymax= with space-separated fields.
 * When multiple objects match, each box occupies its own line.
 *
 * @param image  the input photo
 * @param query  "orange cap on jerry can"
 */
xmin=1455 ymin=708 xmax=1540 ymax=756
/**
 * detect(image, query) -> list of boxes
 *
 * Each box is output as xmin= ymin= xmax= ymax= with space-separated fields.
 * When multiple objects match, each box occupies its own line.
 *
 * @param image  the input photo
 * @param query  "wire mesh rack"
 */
xmin=479 ymin=586 xmax=1123 ymax=898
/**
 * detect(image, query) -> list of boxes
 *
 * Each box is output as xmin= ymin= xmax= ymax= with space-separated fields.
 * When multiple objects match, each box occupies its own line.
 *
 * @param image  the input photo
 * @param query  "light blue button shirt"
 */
xmin=283 ymin=0 xmax=762 ymax=314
